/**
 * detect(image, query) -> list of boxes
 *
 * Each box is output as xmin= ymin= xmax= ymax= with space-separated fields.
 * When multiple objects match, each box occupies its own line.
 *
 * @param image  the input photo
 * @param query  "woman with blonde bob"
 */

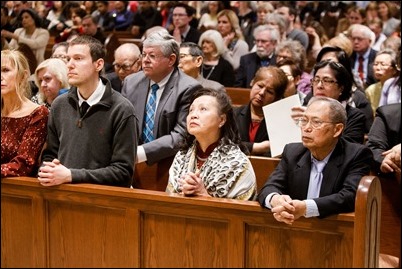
xmin=32 ymin=58 xmax=69 ymax=109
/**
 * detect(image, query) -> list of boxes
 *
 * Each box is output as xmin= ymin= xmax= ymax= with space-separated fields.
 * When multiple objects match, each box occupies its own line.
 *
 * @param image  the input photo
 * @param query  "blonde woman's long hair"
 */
xmin=1 ymin=49 xmax=31 ymax=112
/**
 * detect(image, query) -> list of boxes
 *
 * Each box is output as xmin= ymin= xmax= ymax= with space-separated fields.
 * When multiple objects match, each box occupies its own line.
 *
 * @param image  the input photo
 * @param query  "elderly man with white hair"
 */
xmin=348 ymin=24 xmax=378 ymax=89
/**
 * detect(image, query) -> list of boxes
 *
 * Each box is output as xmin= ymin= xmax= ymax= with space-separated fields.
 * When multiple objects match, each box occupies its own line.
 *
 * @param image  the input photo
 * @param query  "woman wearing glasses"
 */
xmin=365 ymin=48 xmax=398 ymax=115
xmin=292 ymin=60 xmax=366 ymax=144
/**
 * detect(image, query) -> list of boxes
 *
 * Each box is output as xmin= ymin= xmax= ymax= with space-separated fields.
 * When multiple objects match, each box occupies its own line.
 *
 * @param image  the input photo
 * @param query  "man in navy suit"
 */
xmin=350 ymin=24 xmax=378 ymax=89
xmin=235 ymin=25 xmax=279 ymax=88
xmin=121 ymin=30 xmax=201 ymax=168
xmin=258 ymin=96 xmax=373 ymax=224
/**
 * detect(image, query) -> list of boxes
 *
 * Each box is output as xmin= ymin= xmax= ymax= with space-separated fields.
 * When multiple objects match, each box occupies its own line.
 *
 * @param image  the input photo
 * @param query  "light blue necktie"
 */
xmin=142 ymin=83 xmax=159 ymax=143
xmin=307 ymin=160 xmax=326 ymax=199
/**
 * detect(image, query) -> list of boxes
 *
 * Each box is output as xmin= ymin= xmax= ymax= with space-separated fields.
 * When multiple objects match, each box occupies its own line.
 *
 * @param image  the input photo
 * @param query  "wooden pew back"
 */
xmin=248 ymin=155 xmax=280 ymax=190
xmin=225 ymin=87 xmax=250 ymax=107
xmin=1 ymin=175 xmax=380 ymax=268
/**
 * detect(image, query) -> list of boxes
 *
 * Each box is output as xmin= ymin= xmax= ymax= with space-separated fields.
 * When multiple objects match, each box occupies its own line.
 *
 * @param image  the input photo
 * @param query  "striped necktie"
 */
xmin=142 ymin=83 xmax=159 ymax=143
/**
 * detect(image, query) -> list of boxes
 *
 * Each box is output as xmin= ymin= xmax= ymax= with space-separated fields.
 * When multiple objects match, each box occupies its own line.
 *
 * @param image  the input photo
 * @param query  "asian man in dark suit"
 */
xmin=258 ymin=96 xmax=373 ymax=224
xmin=121 ymin=30 xmax=202 ymax=169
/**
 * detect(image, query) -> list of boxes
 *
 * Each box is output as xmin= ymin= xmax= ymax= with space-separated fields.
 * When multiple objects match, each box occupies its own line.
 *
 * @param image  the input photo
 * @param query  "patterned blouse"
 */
xmin=166 ymin=139 xmax=257 ymax=200
xmin=1 ymin=105 xmax=49 ymax=177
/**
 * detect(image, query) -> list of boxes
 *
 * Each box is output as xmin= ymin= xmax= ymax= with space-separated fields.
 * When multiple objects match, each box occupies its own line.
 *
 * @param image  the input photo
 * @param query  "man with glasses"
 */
xmin=258 ymin=96 xmax=373 ymax=224
xmin=178 ymin=42 xmax=224 ymax=91
xmin=349 ymin=24 xmax=378 ymax=89
xmin=121 ymin=30 xmax=202 ymax=188
xmin=234 ymin=25 xmax=279 ymax=88
xmin=169 ymin=3 xmax=201 ymax=45
xmin=292 ymin=60 xmax=366 ymax=144
xmin=105 ymin=43 xmax=141 ymax=92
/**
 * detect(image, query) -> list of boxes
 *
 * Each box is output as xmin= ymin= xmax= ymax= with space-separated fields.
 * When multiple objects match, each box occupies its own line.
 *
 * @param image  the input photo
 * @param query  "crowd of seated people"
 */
xmin=1 ymin=2 xmax=401 ymax=216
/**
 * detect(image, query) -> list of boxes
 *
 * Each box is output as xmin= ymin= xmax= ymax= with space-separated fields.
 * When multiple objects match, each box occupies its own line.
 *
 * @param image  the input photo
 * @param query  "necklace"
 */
xmin=203 ymin=65 xmax=216 ymax=80
xmin=196 ymin=155 xmax=208 ymax=162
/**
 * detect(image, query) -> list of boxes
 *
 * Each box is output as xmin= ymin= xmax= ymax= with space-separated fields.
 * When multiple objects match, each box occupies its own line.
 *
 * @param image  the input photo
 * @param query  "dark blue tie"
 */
xmin=142 ymin=84 xmax=159 ymax=143
xmin=261 ymin=58 xmax=269 ymax=67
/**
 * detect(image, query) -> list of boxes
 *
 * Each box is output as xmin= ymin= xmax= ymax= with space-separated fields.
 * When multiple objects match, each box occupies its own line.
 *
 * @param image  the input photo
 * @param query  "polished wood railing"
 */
xmin=1 ymin=175 xmax=380 ymax=268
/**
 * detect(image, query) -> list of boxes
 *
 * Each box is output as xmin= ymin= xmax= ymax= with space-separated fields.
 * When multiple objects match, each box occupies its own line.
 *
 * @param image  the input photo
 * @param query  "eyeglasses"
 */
xmin=373 ymin=62 xmax=392 ymax=68
xmin=179 ymin=53 xmax=196 ymax=60
xmin=311 ymin=77 xmax=338 ymax=87
xmin=113 ymin=60 xmax=138 ymax=71
xmin=51 ymin=54 xmax=69 ymax=61
xmin=254 ymin=39 xmax=273 ymax=45
xmin=297 ymin=117 xmax=335 ymax=129
xmin=140 ymin=53 xmax=164 ymax=62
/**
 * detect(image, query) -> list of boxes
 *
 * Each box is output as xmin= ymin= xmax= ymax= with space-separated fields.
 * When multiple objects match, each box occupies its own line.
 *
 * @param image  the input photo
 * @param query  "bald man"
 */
xmin=105 ymin=43 xmax=142 ymax=92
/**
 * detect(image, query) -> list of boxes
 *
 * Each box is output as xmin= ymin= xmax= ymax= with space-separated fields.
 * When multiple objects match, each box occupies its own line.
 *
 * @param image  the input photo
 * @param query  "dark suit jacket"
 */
xmin=105 ymin=72 xmax=122 ymax=93
xmin=257 ymin=139 xmax=373 ymax=218
xmin=121 ymin=68 xmax=202 ymax=165
xmin=351 ymin=89 xmax=373 ymax=133
xmin=367 ymin=103 xmax=401 ymax=172
xmin=235 ymin=52 xmax=277 ymax=88
xmin=351 ymin=48 xmax=377 ymax=88
xmin=169 ymin=27 xmax=201 ymax=44
xmin=234 ymin=104 xmax=270 ymax=157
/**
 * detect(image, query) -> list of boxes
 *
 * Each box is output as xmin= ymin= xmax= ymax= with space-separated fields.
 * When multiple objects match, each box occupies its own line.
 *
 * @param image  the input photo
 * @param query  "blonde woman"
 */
xmin=1 ymin=49 xmax=49 ymax=177
xmin=32 ymin=58 xmax=69 ymax=109
xmin=216 ymin=9 xmax=249 ymax=70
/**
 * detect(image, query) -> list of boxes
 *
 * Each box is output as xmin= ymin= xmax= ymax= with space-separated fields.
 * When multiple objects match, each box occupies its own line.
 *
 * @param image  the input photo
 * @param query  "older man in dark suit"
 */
xmin=258 ymin=96 xmax=373 ymax=224
xmin=121 ymin=30 xmax=202 ymax=168
xmin=234 ymin=25 xmax=279 ymax=88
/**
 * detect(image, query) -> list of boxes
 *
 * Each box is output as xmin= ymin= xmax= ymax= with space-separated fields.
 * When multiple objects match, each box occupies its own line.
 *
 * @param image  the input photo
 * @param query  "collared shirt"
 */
xmin=77 ymin=78 xmax=105 ymax=107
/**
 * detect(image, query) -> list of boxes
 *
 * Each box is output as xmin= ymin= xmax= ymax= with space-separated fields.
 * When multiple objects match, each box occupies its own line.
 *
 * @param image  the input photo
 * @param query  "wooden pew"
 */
xmin=374 ymin=171 xmax=401 ymax=267
xmin=251 ymin=156 xmax=400 ymax=267
xmin=248 ymin=155 xmax=280 ymax=190
xmin=44 ymin=35 xmax=56 ymax=60
xmin=225 ymin=87 xmax=250 ymax=107
xmin=1 ymin=175 xmax=380 ymax=268
xmin=134 ymin=157 xmax=173 ymax=191
xmin=17 ymin=43 xmax=37 ymax=74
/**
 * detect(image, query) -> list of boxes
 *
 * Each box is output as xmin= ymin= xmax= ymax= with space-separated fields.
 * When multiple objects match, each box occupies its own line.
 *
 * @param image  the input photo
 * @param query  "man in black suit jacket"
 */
xmin=258 ymin=96 xmax=373 ymax=224
xmin=235 ymin=25 xmax=279 ymax=88
xmin=367 ymin=103 xmax=401 ymax=176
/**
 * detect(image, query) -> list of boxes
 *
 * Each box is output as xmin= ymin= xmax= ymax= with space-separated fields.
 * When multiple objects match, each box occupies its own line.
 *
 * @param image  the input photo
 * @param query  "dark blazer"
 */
xmin=121 ymin=68 xmax=202 ymax=165
xmin=367 ymin=103 xmax=401 ymax=172
xmin=234 ymin=104 xmax=270 ymax=157
xmin=351 ymin=48 xmax=377 ymax=88
xmin=169 ymin=26 xmax=201 ymax=44
xmin=105 ymin=72 xmax=122 ymax=93
xmin=257 ymin=139 xmax=373 ymax=218
xmin=235 ymin=52 xmax=277 ymax=88
xmin=351 ymin=89 xmax=373 ymax=133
